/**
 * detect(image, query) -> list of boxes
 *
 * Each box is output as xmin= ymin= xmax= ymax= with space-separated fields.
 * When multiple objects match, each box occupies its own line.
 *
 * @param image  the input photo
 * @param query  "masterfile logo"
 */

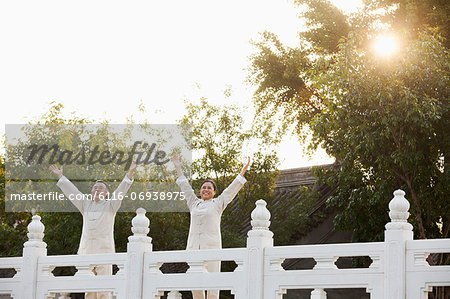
xmin=5 ymin=123 xmax=191 ymax=213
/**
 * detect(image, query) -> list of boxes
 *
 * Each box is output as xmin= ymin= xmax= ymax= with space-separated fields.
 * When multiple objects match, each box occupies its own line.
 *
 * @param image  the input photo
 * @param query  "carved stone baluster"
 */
xmin=186 ymin=260 xmax=206 ymax=273
xmin=369 ymin=254 xmax=381 ymax=269
xmin=167 ymin=291 xmax=182 ymax=299
xmin=312 ymin=256 xmax=338 ymax=270
xmin=311 ymin=288 xmax=327 ymax=299
xmin=74 ymin=264 xmax=94 ymax=277
xmin=269 ymin=258 xmax=285 ymax=271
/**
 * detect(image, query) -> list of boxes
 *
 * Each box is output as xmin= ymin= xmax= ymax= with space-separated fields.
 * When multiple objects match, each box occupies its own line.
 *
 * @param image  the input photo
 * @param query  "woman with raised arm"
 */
xmin=172 ymin=154 xmax=250 ymax=299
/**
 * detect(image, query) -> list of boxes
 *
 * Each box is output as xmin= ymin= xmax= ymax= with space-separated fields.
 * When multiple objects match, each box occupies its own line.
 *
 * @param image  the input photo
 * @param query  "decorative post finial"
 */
xmin=24 ymin=214 xmax=46 ymax=248
xmin=131 ymin=208 xmax=150 ymax=237
xmin=247 ymin=199 xmax=273 ymax=244
xmin=385 ymin=189 xmax=413 ymax=231
xmin=250 ymin=199 xmax=271 ymax=230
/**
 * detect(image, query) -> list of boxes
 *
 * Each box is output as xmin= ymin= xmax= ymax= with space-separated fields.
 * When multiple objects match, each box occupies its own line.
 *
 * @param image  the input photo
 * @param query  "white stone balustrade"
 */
xmin=126 ymin=207 xmax=152 ymax=299
xmin=35 ymin=253 xmax=127 ymax=297
xmin=142 ymin=248 xmax=248 ymax=297
xmin=0 ymin=191 xmax=449 ymax=299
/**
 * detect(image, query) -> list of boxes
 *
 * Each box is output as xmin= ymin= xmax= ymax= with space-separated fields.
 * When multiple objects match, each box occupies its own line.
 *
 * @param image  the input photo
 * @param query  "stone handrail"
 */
xmin=0 ymin=189 xmax=449 ymax=299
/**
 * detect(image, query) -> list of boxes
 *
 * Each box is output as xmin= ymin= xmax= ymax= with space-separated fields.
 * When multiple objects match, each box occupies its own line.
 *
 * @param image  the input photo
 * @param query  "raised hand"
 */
xmin=240 ymin=156 xmax=251 ymax=177
xmin=49 ymin=164 xmax=63 ymax=179
xmin=127 ymin=161 xmax=138 ymax=180
xmin=172 ymin=154 xmax=183 ymax=177
xmin=172 ymin=154 xmax=181 ymax=168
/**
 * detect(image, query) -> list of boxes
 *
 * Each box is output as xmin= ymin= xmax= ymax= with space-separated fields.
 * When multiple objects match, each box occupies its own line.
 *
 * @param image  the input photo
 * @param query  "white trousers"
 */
xmin=85 ymin=264 xmax=113 ymax=299
xmin=191 ymin=260 xmax=220 ymax=299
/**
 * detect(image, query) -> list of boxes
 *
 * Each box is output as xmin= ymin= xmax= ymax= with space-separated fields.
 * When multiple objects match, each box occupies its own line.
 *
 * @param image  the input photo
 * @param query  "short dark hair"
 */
xmin=95 ymin=180 xmax=110 ymax=193
xmin=200 ymin=179 xmax=216 ymax=191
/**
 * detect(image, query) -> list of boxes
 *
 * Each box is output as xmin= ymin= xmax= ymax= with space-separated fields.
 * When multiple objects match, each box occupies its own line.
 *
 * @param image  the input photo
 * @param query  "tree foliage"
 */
xmin=179 ymin=98 xmax=281 ymax=248
xmin=0 ymin=104 xmax=88 ymax=256
xmin=0 ymin=156 xmax=32 ymax=256
xmin=2 ymin=97 xmax=317 ymax=258
xmin=313 ymin=31 xmax=449 ymax=242
xmin=249 ymin=0 xmax=449 ymax=137
xmin=0 ymin=103 xmax=190 ymax=256
xmin=371 ymin=0 xmax=450 ymax=48
xmin=299 ymin=0 xmax=350 ymax=53
xmin=248 ymin=0 xmax=449 ymax=245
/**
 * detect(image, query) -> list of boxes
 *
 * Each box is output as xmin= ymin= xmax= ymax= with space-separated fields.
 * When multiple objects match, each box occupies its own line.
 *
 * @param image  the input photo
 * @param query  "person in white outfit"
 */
xmin=50 ymin=163 xmax=137 ymax=299
xmin=172 ymin=155 xmax=250 ymax=299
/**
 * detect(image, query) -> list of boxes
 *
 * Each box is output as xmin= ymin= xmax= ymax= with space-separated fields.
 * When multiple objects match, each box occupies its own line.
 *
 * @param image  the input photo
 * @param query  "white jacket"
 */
xmin=176 ymin=175 xmax=246 ymax=250
xmin=56 ymin=175 xmax=133 ymax=255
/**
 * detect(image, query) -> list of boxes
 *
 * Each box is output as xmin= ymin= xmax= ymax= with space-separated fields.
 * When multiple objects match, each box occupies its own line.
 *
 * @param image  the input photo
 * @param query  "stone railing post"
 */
xmin=247 ymin=199 xmax=273 ymax=299
xmin=167 ymin=291 xmax=182 ymax=299
xmin=125 ymin=208 xmax=152 ymax=299
xmin=384 ymin=189 xmax=413 ymax=299
xmin=311 ymin=289 xmax=327 ymax=299
xmin=22 ymin=212 xmax=47 ymax=299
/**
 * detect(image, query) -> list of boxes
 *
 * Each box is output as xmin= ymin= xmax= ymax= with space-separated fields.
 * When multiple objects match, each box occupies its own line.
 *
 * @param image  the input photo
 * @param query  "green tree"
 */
xmin=310 ymin=27 xmax=449 ymax=299
xmin=180 ymin=98 xmax=277 ymax=248
xmin=249 ymin=1 xmax=449 ymax=293
xmin=371 ymin=0 xmax=450 ymax=48
xmin=179 ymin=97 xmax=317 ymax=248
xmin=300 ymin=0 xmax=350 ymax=53
xmin=248 ymin=0 xmax=449 ymax=136
xmin=1 ymin=103 xmax=189 ymax=256
xmin=0 ymin=155 xmax=32 ymax=257
xmin=311 ymin=30 xmax=449 ymax=241
xmin=248 ymin=0 xmax=449 ymax=241
xmin=1 ymin=98 xmax=316 ymax=259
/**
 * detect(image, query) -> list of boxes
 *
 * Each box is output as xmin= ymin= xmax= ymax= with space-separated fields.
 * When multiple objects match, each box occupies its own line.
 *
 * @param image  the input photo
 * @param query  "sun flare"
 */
xmin=373 ymin=34 xmax=398 ymax=56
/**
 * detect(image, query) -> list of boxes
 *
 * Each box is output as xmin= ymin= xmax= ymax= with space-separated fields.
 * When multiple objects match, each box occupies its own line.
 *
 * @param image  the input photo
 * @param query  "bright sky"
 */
xmin=0 ymin=0 xmax=361 ymax=169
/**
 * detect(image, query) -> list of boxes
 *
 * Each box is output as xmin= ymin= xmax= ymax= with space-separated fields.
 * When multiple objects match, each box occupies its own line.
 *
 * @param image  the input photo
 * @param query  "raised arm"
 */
xmin=172 ymin=154 xmax=198 ymax=210
xmin=240 ymin=156 xmax=251 ymax=177
xmin=217 ymin=156 xmax=251 ymax=210
xmin=50 ymin=164 xmax=84 ymax=213
xmin=110 ymin=162 xmax=137 ymax=212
